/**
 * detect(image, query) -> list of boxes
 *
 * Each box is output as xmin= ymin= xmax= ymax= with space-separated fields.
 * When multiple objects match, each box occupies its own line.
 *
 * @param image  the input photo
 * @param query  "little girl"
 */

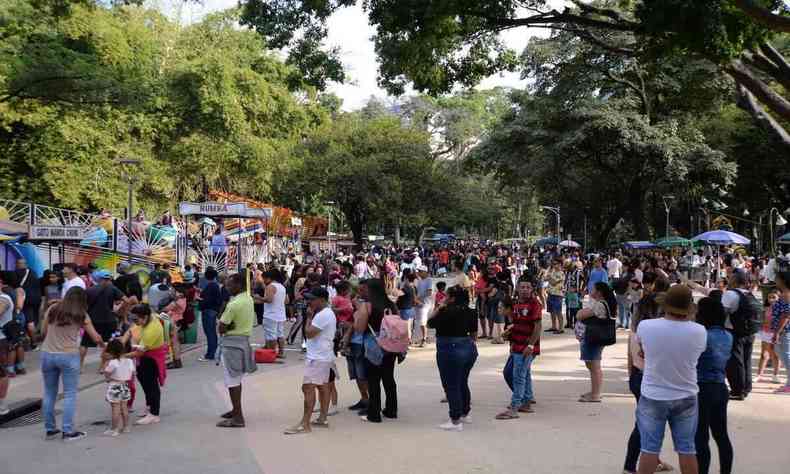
xmin=103 ymin=339 xmax=135 ymax=436
xmin=756 ymin=290 xmax=782 ymax=383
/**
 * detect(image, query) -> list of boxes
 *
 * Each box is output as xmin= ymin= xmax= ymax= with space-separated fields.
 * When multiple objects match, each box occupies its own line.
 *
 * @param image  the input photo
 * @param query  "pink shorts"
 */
xmin=303 ymin=359 xmax=336 ymax=385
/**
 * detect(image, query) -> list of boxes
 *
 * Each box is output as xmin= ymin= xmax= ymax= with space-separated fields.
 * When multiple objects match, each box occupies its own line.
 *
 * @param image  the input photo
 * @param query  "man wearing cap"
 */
xmin=414 ymin=265 xmax=434 ymax=347
xmin=285 ymin=287 xmax=336 ymax=435
xmin=634 ymin=285 xmax=707 ymax=474
xmin=81 ymin=270 xmax=126 ymax=371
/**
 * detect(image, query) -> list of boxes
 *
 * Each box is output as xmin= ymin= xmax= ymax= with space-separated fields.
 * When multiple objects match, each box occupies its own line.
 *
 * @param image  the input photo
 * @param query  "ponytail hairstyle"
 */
xmin=593 ymin=281 xmax=618 ymax=319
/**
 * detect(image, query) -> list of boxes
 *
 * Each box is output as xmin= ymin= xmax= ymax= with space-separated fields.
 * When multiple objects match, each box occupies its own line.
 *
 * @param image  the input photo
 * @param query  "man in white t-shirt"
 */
xmin=634 ymin=284 xmax=706 ymax=474
xmin=61 ymin=263 xmax=86 ymax=297
xmin=285 ymin=288 xmax=336 ymax=435
xmin=257 ymin=270 xmax=288 ymax=358
xmin=607 ymin=254 xmax=623 ymax=279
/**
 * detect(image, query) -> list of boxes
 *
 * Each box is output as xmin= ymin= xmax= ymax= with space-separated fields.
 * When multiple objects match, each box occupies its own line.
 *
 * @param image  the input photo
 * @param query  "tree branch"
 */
xmin=736 ymin=84 xmax=790 ymax=151
xmin=760 ymin=41 xmax=790 ymax=78
xmin=726 ymin=58 xmax=790 ymax=122
xmin=733 ymin=0 xmax=790 ymax=33
xmin=482 ymin=8 xmax=640 ymax=33
xmin=574 ymin=28 xmax=637 ymax=56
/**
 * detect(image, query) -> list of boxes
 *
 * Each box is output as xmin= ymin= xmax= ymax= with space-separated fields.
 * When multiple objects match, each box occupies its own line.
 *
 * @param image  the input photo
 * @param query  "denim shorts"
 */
xmin=579 ymin=340 xmax=604 ymax=361
xmin=400 ymin=308 xmax=415 ymax=320
xmin=263 ymin=319 xmax=284 ymax=341
xmin=346 ymin=343 xmax=367 ymax=382
xmin=547 ymin=294 xmax=563 ymax=314
xmin=636 ymin=395 xmax=698 ymax=455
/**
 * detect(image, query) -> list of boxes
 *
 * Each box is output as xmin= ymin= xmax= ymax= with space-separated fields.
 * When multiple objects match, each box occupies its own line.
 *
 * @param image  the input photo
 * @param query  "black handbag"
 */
xmin=583 ymin=301 xmax=616 ymax=346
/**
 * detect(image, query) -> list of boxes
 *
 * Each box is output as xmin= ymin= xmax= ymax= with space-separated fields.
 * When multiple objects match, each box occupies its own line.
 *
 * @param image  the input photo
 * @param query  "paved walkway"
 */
xmin=1 ymin=318 xmax=788 ymax=474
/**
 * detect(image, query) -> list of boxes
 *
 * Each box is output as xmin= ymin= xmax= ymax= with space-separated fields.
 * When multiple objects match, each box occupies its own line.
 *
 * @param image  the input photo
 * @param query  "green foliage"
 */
xmin=0 ymin=2 xmax=329 ymax=213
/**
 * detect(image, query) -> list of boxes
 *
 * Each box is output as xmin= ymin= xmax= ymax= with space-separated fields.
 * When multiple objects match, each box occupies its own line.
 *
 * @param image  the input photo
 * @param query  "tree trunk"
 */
xmin=394 ymin=218 xmax=401 ymax=247
xmin=627 ymin=177 xmax=649 ymax=240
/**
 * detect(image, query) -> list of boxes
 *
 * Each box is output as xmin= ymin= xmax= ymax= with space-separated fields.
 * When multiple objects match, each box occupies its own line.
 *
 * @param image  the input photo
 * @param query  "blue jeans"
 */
xmin=776 ymin=331 xmax=790 ymax=388
xmin=510 ymin=352 xmax=535 ymax=408
xmin=41 ymin=352 xmax=81 ymax=434
xmin=617 ymin=298 xmax=631 ymax=328
xmin=637 ymin=395 xmax=699 ymax=455
xmin=436 ymin=337 xmax=477 ymax=421
xmin=202 ymin=309 xmax=218 ymax=359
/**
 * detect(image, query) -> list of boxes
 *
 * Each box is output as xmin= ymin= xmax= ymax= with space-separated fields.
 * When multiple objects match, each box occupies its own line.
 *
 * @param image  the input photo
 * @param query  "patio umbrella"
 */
xmin=534 ymin=237 xmax=559 ymax=247
xmin=691 ymin=230 xmax=750 ymax=245
xmin=623 ymin=241 xmax=657 ymax=250
xmin=559 ymin=239 xmax=581 ymax=248
xmin=655 ymin=236 xmax=693 ymax=248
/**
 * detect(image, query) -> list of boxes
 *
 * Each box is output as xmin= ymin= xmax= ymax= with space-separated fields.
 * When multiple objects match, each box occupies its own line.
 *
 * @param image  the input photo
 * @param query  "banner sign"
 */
xmin=179 ymin=202 xmax=272 ymax=218
xmin=28 ymin=225 xmax=86 ymax=240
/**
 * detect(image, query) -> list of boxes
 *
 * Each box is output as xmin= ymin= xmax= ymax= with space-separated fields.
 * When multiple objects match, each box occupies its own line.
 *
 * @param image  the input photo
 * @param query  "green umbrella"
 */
xmin=655 ymin=236 xmax=694 ymax=248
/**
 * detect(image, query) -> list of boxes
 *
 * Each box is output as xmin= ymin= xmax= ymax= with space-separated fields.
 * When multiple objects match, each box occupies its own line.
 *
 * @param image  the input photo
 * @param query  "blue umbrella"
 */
xmin=691 ymin=230 xmax=750 ymax=245
xmin=534 ymin=237 xmax=558 ymax=247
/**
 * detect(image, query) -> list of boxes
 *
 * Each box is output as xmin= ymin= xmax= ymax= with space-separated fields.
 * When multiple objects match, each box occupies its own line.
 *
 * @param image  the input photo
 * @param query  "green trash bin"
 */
xmin=180 ymin=323 xmax=198 ymax=345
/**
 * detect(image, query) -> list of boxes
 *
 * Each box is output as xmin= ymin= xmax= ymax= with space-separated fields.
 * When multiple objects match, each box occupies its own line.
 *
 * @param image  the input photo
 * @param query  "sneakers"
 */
xmin=45 ymin=429 xmax=61 ymax=440
xmin=460 ymin=415 xmax=472 ymax=424
xmin=439 ymin=420 xmax=463 ymax=432
xmin=197 ymin=356 xmax=214 ymax=362
xmin=348 ymin=400 xmax=369 ymax=411
xmin=135 ymin=415 xmax=160 ymax=425
xmin=772 ymin=375 xmax=782 ymax=384
xmin=103 ymin=429 xmax=120 ymax=437
xmin=121 ymin=426 xmax=131 ymax=434
xmin=62 ymin=431 xmax=87 ymax=442
xmin=0 ymin=402 xmax=10 ymax=416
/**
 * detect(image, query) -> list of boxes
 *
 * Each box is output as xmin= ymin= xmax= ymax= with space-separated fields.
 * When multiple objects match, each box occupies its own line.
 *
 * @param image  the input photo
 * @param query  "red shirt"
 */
xmin=511 ymin=297 xmax=542 ymax=355
xmin=331 ymin=295 xmax=354 ymax=324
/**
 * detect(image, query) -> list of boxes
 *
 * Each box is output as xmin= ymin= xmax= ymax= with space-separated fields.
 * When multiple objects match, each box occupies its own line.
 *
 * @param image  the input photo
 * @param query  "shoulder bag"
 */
xmin=583 ymin=301 xmax=616 ymax=346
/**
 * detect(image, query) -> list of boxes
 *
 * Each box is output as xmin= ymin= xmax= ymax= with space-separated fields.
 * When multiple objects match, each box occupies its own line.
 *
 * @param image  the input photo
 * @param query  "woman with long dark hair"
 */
xmin=353 ymin=278 xmax=399 ymax=423
xmin=39 ymin=287 xmax=105 ymax=441
xmin=575 ymin=281 xmax=617 ymax=402
xmin=695 ymin=296 xmax=734 ymax=474
xmin=428 ymin=286 xmax=477 ymax=431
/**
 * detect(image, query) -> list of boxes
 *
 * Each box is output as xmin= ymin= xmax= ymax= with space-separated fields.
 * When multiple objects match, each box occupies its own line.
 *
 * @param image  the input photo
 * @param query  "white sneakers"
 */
xmin=0 ymin=402 xmax=10 ymax=416
xmin=439 ymin=420 xmax=463 ymax=432
xmin=460 ymin=415 xmax=472 ymax=424
xmin=135 ymin=415 xmax=160 ymax=425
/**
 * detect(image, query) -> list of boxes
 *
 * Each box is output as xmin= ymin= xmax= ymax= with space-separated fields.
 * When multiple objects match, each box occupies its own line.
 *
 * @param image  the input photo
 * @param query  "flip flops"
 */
xmin=311 ymin=419 xmax=329 ymax=428
xmin=578 ymin=394 xmax=602 ymax=403
xmin=284 ymin=425 xmax=310 ymax=435
xmin=216 ymin=419 xmax=245 ymax=428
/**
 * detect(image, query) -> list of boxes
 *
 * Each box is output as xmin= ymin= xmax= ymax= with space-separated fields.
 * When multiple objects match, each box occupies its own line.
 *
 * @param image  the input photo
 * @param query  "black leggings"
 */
xmin=137 ymin=356 xmax=161 ymax=416
xmin=624 ymin=369 xmax=643 ymax=472
xmin=696 ymin=382 xmax=733 ymax=474
xmin=365 ymin=353 xmax=397 ymax=422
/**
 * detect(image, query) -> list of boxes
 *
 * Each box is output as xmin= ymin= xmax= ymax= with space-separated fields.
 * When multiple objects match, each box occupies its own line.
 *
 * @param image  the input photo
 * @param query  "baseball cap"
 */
xmin=304 ymin=287 xmax=330 ymax=300
xmin=93 ymin=270 xmax=113 ymax=280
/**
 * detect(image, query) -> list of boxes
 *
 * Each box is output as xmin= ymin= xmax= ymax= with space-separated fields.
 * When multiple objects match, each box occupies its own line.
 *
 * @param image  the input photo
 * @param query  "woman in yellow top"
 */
xmin=126 ymin=304 xmax=166 ymax=425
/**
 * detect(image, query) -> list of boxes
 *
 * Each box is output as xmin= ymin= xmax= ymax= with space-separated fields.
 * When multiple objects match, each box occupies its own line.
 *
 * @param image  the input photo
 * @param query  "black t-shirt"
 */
xmin=398 ymin=284 xmax=415 ymax=310
xmin=427 ymin=304 xmax=478 ymax=337
xmin=114 ymin=274 xmax=142 ymax=300
xmin=86 ymin=284 xmax=124 ymax=324
xmin=16 ymin=269 xmax=41 ymax=306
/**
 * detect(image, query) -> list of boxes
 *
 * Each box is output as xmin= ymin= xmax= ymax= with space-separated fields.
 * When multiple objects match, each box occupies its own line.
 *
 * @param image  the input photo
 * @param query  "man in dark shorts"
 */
xmin=81 ymin=270 xmax=126 ymax=371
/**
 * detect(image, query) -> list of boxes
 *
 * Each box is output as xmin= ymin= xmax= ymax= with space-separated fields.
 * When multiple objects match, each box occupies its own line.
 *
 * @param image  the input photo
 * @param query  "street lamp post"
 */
xmin=769 ymin=207 xmax=788 ymax=256
xmin=662 ymin=195 xmax=675 ymax=238
xmin=326 ymin=200 xmax=335 ymax=255
xmin=540 ymin=205 xmax=561 ymax=247
xmin=120 ymin=158 xmax=141 ymax=260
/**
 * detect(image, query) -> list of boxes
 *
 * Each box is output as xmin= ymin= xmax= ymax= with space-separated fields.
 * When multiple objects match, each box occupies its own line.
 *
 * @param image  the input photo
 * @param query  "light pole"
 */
xmin=325 ymin=200 xmax=335 ymax=255
xmin=662 ymin=195 xmax=675 ymax=238
xmin=769 ymin=207 xmax=788 ymax=256
xmin=540 ymin=205 xmax=561 ymax=247
xmin=120 ymin=158 xmax=141 ymax=260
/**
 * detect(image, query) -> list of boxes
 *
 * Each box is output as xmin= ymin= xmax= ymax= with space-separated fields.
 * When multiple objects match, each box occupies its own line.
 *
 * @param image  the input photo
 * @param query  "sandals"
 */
xmin=656 ymin=462 xmax=675 ymax=472
xmin=216 ymin=419 xmax=245 ymax=428
xmin=578 ymin=394 xmax=602 ymax=403
xmin=518 ymin=404 xmax=534 ymax=413
xmin=284 ymin=425 xmax=309 ymax=435
xmin=495 ymin=409 xmax=520 ymax=420
xmin=311 ymin=419 xmax=329 ymax=428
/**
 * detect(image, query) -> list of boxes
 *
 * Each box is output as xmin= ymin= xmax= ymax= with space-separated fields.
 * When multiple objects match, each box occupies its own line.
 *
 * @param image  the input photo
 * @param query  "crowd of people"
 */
xmin=0 ymin=240 xmax=788 ymax=474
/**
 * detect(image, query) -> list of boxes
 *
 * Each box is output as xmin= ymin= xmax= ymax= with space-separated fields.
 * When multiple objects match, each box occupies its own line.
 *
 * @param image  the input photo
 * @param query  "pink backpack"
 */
xmin=375 ymin=309 xmax=410 ymax=354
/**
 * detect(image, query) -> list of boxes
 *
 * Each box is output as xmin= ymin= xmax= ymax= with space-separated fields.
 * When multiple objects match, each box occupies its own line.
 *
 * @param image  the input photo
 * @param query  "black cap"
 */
xmin=304 ymin=287 xmax=330 ymax=300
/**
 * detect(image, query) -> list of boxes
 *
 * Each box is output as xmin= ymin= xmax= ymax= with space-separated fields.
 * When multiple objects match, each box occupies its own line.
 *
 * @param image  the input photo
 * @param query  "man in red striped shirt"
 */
xmin=497 ymin=280 xmax=542 ymax=420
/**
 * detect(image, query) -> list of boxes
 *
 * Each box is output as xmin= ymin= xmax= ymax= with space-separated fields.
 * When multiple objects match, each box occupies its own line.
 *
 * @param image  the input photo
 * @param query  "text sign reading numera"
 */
xmin=28 ymin=225 xmax=86 ymax=240
xmin=179 ymin=202 xmax=246 ymax=216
